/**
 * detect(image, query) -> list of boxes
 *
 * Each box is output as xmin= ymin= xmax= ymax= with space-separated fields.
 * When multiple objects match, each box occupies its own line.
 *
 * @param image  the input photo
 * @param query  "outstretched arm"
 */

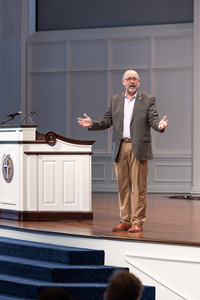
xmin=77 ymin=113 xmax=93 ymax=128
xmin=158 ymin=115 xmax=169 ymax=130
xmin=78 ymin=106 xmax=113 ymax=131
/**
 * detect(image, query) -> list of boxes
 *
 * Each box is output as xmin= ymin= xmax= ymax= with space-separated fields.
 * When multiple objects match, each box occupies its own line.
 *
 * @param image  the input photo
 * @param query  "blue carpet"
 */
xmin=0 ymin=237 xmax=155 ymax=300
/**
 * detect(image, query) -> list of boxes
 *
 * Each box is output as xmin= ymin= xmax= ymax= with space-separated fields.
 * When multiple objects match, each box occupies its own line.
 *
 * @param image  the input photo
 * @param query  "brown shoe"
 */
xmin=128 ymin=224 xmax=143 ymax=233
xmin=112 ymin=222 xmax=131 ymax=232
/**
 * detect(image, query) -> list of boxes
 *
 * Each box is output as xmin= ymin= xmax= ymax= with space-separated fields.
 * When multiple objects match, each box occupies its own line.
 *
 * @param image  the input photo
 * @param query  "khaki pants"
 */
xmin=114 ymin=142 xmax=148 ymax=226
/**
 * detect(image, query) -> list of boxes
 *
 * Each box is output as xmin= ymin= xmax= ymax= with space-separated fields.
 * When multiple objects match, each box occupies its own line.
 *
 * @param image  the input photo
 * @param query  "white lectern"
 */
xmin=0 ymin=125 xmax=94 ymax=221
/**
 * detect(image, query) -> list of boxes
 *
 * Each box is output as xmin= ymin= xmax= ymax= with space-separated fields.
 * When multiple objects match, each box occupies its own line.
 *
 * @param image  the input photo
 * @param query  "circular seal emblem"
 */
xmin=2 ymin=155 xmax=14 ymax=183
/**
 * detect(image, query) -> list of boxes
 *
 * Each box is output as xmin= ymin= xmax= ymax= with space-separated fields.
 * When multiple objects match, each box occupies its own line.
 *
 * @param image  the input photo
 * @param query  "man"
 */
xmin=104 ymin=269 xmax=143 ymax=300
xmin=77 ymin=70 xmax=168 ymax=233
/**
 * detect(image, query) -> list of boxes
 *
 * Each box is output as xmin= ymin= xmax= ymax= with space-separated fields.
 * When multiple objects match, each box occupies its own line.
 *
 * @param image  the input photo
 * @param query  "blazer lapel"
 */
xmin=131 ymin=91 xmax=143 ymax=121
xmin=118 ymin=92 xmax=125 ymax=127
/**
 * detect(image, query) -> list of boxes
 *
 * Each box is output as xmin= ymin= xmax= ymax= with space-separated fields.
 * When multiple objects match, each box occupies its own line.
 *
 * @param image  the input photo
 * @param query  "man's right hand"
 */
xmin=77 ymin=113 xmax=92 ymax=128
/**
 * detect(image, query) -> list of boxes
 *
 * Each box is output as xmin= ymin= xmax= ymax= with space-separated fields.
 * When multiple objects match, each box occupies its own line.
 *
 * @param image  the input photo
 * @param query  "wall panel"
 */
xmin=70 ymin=71 xmax=109 ymax=152
xmin=110 ymin=38 xmax=151 ymax=69
xmin=154 ymin=35 xmax=193 ymax=68
xmin=69 ymin=40 xmax=108 ymax=70
xmin=0 ymin=0 xmax=22 ymax=122
xmin=154 ymin=163 xmax=191 ymax=182
xmin=92 ymin=163 xmax=106 ymax=181
xmin=31 ymin=73 xmax=67 ymax=135
xmin=153 ymin=68 xmax=192 ymax=154
xmin=30 ymin=42 xmax=67 ymax=71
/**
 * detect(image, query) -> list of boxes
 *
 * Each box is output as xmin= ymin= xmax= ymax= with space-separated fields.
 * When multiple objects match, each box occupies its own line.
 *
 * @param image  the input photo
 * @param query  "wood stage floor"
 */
xmin=0 ymin=193 xmax=200 ymax=247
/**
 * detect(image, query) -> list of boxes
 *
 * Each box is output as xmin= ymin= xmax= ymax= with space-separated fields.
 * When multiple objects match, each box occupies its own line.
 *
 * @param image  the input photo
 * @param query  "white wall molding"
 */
xmin=29 ymin=23 xmax=193 ymax=42
xmin=154 ymin=163 xmax=191 ymax=183
xmin=92 ymin=163 xmax=106 ymax=181
xmin=125 ymin=253 xmax=198 ymax=300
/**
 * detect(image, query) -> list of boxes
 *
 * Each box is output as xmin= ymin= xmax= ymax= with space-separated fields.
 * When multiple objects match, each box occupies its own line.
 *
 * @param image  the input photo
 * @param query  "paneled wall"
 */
xmin=28 ymin=23 xmax=193 ymax=193
xmin=0 ymin=0 xmax=22 ymax=122
xmin=0 ymin=0 xmax=32 ymax=125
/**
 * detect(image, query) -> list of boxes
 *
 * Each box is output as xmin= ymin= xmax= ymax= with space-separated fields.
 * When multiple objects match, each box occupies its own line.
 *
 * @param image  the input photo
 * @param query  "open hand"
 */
xmin=77 ymin=113 xmax=92 ymax=128
xmin=158 ymin=115 xmax=169 ymax=130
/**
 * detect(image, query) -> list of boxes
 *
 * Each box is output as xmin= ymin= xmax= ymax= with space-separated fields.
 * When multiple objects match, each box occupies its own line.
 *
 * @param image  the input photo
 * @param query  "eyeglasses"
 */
xmin=123 ymin=77 xmax=139 ymax=82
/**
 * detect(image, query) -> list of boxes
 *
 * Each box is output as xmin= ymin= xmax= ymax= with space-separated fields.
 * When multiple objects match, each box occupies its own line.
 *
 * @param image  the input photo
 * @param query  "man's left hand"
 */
xmin=158 ymin=115 xmax=169 ymax=130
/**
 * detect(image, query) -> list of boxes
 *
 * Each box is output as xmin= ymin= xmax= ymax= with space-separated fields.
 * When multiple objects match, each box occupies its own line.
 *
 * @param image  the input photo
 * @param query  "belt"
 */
xmin=122 ymin=139 xmax=131 ymax=143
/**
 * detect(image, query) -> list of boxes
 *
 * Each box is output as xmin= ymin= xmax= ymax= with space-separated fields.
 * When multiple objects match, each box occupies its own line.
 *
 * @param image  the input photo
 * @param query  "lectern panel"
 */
xmin=63 ymin=161 xmax=76 ymax=204
xmin=43 ymin=161 xmax=57 ymax=204
xmin=38 ymin=155 xmax=83 ymax=211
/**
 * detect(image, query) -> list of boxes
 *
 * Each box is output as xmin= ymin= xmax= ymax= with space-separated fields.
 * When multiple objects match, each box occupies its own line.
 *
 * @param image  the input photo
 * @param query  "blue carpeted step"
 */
xmin=141 ymin=286 xmax=156 ymax=300
xmin=0 ymin=237 xmax=156 ymax=300
xmin=0 ymin=254 xmax=122 ymax=282
xmin=0 ymin=289 xmax=155 ymax=300
xmin=0 ymin=274 xmax=108 ymax=300
xmin=64 ymin=285 xmax=155 ymax=300
xmin=0 ymin=273 xmax=155 ymax=300
xmin=0 ymin=237 xmax=104 ymax=265
xmin=0 ymin=295 xmax=32 ymax=300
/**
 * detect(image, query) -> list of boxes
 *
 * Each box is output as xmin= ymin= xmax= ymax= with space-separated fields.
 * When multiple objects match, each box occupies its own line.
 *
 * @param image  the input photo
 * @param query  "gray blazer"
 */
xmin=90 ymin=90 xmax=163 ymax=161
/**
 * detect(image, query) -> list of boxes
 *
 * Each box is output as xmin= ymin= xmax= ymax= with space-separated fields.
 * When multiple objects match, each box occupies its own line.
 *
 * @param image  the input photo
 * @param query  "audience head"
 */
xmin=38 ymin=286 xmax=73 ymax=300
xmin=104 ymin=269 xmax=143 ymax=300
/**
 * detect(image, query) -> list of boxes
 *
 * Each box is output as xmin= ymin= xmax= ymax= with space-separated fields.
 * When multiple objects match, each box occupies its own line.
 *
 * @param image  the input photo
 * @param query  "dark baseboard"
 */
xmin=0 ymin=209 xmax=93 ymax=221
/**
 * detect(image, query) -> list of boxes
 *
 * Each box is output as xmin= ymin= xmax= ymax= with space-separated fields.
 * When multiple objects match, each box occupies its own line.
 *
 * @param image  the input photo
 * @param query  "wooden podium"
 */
xmin=0 ymin=125 xmax=95 ymax=221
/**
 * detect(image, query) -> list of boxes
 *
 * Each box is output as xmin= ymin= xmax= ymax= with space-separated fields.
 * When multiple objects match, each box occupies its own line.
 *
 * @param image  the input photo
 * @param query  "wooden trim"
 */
xmin=24 ymin=151 xmax=93 ymax=155
xmin=20 ymin=140 xmax=47 ymax=144
xmin=0 ymin=129 xmax=95 ymax=146
xmin=45 ymin=131 xmax=95 ymax=146
xmin=0 ymin=140 xmax=94 ymax=146
xmin=0 ymin=209 xmax=93 ymax=221
xmin=0 ymin=140 xmax=95 ymax=146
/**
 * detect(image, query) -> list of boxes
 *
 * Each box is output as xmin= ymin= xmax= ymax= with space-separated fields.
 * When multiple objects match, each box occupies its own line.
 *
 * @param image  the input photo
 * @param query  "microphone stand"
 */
xmin=29 ymin=111 xmax=36 ymax=124
xmin=0 ymin=117 xmax=15 ymax=125
xmin=0 ymin=111 xmax=36 ymax=126
xmin=20 ymin=111 xmax=36 ymax=125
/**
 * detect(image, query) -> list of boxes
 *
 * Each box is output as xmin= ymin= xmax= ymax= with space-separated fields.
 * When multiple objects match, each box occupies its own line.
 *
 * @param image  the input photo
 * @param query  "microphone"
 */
xmin=0 ymin=111 xmax=22 ymax=125
xmin=7 ymin=111 xmax=22 ymax=119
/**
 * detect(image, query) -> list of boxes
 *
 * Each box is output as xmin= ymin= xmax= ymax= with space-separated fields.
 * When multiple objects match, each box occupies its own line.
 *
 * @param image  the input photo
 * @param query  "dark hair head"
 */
xmin=38 ymin=286 xmax=73 ymax=300
xmin=105 ymin=269 xmax=143 ymax=300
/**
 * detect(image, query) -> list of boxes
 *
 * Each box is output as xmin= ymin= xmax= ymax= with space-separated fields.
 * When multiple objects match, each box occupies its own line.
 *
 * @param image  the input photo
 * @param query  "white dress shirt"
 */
xmin=122 ymin=92 xmax=137 ymax=139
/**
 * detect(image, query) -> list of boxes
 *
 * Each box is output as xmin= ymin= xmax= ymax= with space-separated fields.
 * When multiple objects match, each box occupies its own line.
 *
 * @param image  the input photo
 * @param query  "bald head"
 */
xmin=122 ymin=70 xmax=140 ymax=80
